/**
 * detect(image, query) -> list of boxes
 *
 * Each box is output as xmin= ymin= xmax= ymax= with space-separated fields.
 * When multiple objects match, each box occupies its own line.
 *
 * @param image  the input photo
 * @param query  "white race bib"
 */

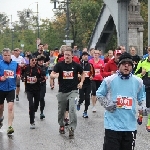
xmin=27 ymin=76 xmax=36 ymax=84
xmin=117 ymin=95 xmax=133 ymax=109
xmin=4 ymin=70 xmax=14 ymax=78
xmin=63 ymin=71 xmax=73 ymax=79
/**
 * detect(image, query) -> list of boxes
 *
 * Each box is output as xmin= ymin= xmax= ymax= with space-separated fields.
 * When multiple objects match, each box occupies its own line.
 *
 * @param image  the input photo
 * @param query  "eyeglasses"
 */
xmin=31 ymin=59 xmax=37 ymax=61
xmin=121 ymin=62 xmax=132 ymax=66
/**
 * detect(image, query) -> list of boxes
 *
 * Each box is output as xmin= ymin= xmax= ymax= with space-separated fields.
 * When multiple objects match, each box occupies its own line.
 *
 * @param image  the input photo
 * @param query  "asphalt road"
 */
xmin=0 ymin=80 xmax=150 ymax=150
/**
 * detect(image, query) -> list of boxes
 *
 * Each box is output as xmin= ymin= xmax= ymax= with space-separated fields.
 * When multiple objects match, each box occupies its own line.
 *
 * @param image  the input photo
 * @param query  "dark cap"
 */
xmin=82 ymin=52 xmax=89 ymax=56
xmin=118 ymin=52 xmax=133 ymax=67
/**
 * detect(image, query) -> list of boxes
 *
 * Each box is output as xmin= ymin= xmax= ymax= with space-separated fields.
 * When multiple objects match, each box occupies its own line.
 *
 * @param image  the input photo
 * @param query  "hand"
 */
xmin=17 ymin=75 xmax=20 ymax=79
xmin=133 ymin=61 xmax=137 ymax=65
xmin=105 ymin=101 xmax=117 ymax=112
xmin=89 ymin=76 xmax=93 ymax=80
xmin=45 ymin=76 xmax=48 ymax=80
xmin=111 ymin=71 xmax=115 ymax=75
xmin=78 ymin=74 xmax=81 ymax=78
xmin=50 ymin=73 xmax=59 ymax=79
xmin=77 ymin=82 xmax=83 ymax=89
xmin=1 ymin=76 xmax=6 ymax=81
xmin=141 ymin=68 xmax=146 ymax=76
xmin=19 ymin=64 xmax=25 ymax=67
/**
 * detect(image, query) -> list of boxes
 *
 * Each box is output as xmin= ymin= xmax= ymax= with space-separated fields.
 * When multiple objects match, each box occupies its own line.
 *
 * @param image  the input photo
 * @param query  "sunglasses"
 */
xmin=121 ymin=61 xmax=132 ymax=66
xmin=31 ymin=58 xmax=37 ymax=61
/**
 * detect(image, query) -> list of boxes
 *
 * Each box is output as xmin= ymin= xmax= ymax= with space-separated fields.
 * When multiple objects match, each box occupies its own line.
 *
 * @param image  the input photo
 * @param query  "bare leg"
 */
xmin=8 ymin=102 xmax=14 ymax=127
xmin=16 ymin=87 xmax=20 ymax=96
xmin=92 ymin=95 xmax=96 ymax=106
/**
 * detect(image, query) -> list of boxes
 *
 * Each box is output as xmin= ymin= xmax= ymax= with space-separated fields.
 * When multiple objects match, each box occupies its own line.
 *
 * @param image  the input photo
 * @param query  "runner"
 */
xmin=89 ymin=49 xmax=104 ymax=112
xmin=11 ymin=48 xmax=26 ymax=101
xmin=21 ymin=56 xmax=43 ymax=129
xmin=77 ymin=52 xmax=95 ymax=118
xmin=50 ymin=46 xmax=85 ymax=138
xmin=0 ymin=48 xmax=20 ymax=134
xmin=96 ymin=52 xmax=145 ymax=150
xmin=37 ymin=55 xmax=47 ymax=119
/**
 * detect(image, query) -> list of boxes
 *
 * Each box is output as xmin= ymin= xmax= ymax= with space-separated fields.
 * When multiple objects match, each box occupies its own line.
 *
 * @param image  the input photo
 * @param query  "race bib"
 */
xmin=95 ymin=69 xmax=100 ymax=75
xmin=63 ymin=71 xmax=73 ymax=79
xmin=84 ymin=71 xmax=90 ymax=77
xmin=27 ymin=76 xmax=36 ymax=84
xmin=4 ymin=70 xmax=14 ymax=78
xmin=117 ymin=96 xmax=132 ymax=109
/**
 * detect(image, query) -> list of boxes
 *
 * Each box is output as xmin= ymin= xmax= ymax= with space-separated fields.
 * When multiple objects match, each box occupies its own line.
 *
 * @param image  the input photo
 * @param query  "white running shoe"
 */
xmin=30 ymin=123 xmax=35 ymax=129
xmin=92 ymin=106 xmax=97 ymax=113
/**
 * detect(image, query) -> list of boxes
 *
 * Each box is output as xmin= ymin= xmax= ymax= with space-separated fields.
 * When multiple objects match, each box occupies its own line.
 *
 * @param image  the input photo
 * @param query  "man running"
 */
xmin=50 ymin=46 xmax=85 ymax=138
xmin=96 ymin=52 xmax=145 ymax=150
xmin=0 ymin=48 xmax=20 ymax=134
xmin=11 ymin=48 xmax=26 ymax=101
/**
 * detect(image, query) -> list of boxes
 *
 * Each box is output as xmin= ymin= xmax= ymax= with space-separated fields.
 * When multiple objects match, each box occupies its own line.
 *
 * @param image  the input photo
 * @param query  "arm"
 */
xmin=137 ymin=83 xmax=146 ymax=107
xmin=16 ymin=64 xmax=21 ymax=79
xmin=96 ymin=80 xmax=108 ymax=106
xmin=96 ymin=80 xmax=117 ymax=112
xmin=77 ymin=64 xmax=85 ymax=89
xmin=102 ymin=63 xmax=112 ymax=77
xmin=134 ymin=61 xmax=143 ymax=78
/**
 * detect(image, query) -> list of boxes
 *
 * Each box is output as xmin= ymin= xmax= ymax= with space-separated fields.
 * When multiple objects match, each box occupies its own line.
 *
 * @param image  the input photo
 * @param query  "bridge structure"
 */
xmin=88 ymin=0 xmax=144 ymax=56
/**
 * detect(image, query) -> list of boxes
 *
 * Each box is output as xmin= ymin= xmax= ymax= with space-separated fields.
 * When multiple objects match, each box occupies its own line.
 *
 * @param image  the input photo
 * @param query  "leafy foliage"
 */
xmin=0 ymin=0 xmax=148 ymax=53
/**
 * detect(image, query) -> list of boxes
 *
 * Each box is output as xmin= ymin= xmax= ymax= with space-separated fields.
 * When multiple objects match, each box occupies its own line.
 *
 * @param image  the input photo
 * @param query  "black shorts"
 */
xmin=103 ymin=129 xmax=137 ymax=150
xmin=0 ymin=90 xmax=15 ymax=104
xmin=91 ymin=80 xmax=102 ymax=96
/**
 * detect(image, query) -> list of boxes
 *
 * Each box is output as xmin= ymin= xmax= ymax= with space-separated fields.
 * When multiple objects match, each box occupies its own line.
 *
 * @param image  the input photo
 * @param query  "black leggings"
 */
xmin=79 ymin=85 xmax=91 ymax=111
xmin=27 ymin=91 xmax=40 ymax=124
xmin=40 ymin=83 xmax=46 ymax=112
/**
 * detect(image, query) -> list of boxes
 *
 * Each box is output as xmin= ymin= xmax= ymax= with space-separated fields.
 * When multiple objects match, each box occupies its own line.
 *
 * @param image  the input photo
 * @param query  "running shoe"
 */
xmin=30 ymin=123 xmax=35 ymax=129
xmin=59 ymin=126 xmax=65 ymax=134
xmin=92 ymin=106 xmax=96 ymax=113
xmin=64 ymin=118 xmax=69 ymax=126
xmin=83 ymin=111 xmax=88 ymax=118
xmin=0 ymin=116 xmax=4 ymax=129
xmin=146 ymin=125 xmax=150 ymax=132
xmin=16 ymin=97 xmax=19 ymax=101
xmin=40 ymin=114 xmax=45 ymax=120
xmin=69 ymin=127 xmax=74 ymax=138
xmin=77 ymin=103 xmax=80 ymax=111
xmin=7 ymin=126 xmax=14 ymax=134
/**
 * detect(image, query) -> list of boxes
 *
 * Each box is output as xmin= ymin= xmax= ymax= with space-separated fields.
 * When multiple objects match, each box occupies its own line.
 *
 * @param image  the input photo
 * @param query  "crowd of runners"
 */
xmin=0 ymin=43 xmax=150 ymax=150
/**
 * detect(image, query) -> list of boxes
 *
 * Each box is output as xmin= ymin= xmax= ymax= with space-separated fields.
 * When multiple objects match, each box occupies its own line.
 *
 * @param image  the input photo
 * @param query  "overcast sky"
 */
xmin=0 ymin=0 xmax=55 ymax=22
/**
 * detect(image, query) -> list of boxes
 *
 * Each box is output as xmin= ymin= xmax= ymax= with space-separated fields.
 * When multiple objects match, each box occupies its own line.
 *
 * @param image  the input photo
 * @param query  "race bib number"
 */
xmin=95 ymin=69 xmax=100 ymax=75
xmin=27 ymin=76 xmax=36 ymax=84
xmin=63 ymin=71 xmax=73 ymax=79
xmin=84 ymin=71 xmax=90 ymax=77
xmin=4 ymin=70 xmax=14 ymax=78
xmin=117 ymin=96 xmax=132 ymax=109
